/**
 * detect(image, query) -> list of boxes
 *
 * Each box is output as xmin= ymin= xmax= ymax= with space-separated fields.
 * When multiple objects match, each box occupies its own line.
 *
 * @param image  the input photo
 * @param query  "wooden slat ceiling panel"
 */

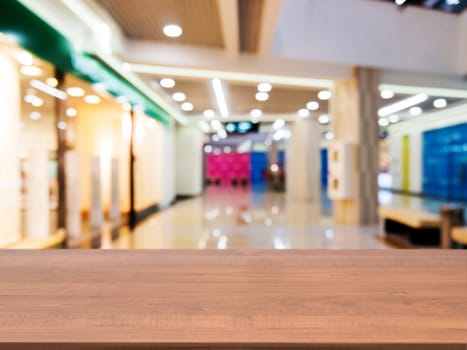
xmin=230 ymin=83 xmax=328 ymax=115
xmin=97 ymin=0 xmax=224 ymax=48
xmin=146 ymin=76 xmax=328 ymax=116
xmin=165 ymin=80 xmax=213 ymax=114
xmin=238 ymin=0 xmax=264 ymax=52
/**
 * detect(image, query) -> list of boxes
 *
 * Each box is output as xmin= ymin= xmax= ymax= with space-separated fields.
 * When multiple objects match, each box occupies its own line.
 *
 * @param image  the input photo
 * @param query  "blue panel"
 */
xmin=321 ymin=149 xmax=328 ymax=188
xmin=250 ymin=152 xmax=268 ymax=184
xmin=423 ymin=123 xmax=467 ymax=201
xmin=250 ymin=151 xmax=286 ymax=185
xmin=278 ymin=151 xmax=285 ymax=168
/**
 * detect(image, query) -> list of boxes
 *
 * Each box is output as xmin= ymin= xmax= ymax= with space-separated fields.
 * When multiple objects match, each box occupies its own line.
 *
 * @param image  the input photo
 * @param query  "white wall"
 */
xmin=272 ymin=0 xmax=460 ymax=75
xmin=175 ymin=126 xmax=203 ymax=196
xmin=133 ymin=114 xmax=163 ymax=211
xmin=0 ymin=53 xmax=21 ymax=246
xmin=388 ymin=104 xmax=467 ymax=192
xmin=75 ymin=102 xmax=130 ymax=214
xmin=409 ymin=133 xmax=422 ymax=193
xmin=160 ymin=123 xmax=176 ymax=208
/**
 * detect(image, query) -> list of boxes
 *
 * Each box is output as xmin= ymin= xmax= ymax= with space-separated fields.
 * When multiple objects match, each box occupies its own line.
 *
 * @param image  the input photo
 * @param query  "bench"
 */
xmin=452 ymin=226 xmax=467 ymax=247
xmin=378 ymin=206 xmax=441 ymax=246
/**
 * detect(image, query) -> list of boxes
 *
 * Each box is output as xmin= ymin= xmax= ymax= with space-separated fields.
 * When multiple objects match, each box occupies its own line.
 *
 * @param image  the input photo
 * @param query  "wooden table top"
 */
xmin=0 ymin=250 xmax=466 ymax=349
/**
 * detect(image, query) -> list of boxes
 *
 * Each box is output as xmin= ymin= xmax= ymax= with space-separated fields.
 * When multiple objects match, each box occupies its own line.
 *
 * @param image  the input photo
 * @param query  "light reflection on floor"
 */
xmin=109 ymin=186 xmax=389 ymax=250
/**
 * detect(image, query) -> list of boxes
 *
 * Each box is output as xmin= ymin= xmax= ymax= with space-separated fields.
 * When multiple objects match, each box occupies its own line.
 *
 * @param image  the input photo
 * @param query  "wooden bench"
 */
xmin=452 ymin=226 xmax=467 ymax=247
xmin=378 ymin=206 xmax=441 ymax=246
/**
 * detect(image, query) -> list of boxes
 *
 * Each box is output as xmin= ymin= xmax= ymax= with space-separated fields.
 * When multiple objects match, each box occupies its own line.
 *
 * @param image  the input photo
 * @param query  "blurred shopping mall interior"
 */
xmin=0 ymin=0 xmax=467 ymax=250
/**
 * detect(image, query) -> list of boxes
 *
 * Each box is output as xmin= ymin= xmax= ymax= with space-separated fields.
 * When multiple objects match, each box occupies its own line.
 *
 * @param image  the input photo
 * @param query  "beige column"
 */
xmin=331 ymin=68 xmax=379 ymax=225
xmin=286 ymin=118 xmax=321 ymax=201
xmin=0 ymin=53 xmax=21 ymax=246
xmin=175 ymin=126 xmax=203 ymax=197
xmin=26 ymin=149 xmax=49 ymax=239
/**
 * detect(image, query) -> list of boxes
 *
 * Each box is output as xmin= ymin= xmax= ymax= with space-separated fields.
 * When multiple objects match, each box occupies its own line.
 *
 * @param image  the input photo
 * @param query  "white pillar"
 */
xmin=175 ymin=126 xmax=203 ymax=197
xmin=109 ymin=158 xmax=120 ymax=221
xmin=66 ymin=150 xmax=81 ymax=239
xmin=0 ymin=53 xmax=21 ymax=246
xmin=286 ymin=118 xmax=321 ymax=201
xmin=90 ymin=156 xmax=103 ymax=227
xmin=160 ymin=124 xmax=175 ymax=208
xmin=26 ymin=149 xmax=49 ymax=238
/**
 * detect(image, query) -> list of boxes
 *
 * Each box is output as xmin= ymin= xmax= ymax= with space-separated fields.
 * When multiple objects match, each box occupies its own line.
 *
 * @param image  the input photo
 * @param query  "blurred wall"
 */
xmin=175 ymin=126 xmax=203 ymax=196
xmin=388 ymin=106 xmax=467 ymax=195
xmin=75 ymin=102 xmax=130 ymax=214
xmin=0 ymin=53 xmax=21 ymax=246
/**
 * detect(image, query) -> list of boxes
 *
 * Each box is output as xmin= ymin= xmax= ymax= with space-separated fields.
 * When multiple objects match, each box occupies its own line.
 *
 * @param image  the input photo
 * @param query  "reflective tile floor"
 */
xmin=106 ymin=186 xmax=389 ymax=250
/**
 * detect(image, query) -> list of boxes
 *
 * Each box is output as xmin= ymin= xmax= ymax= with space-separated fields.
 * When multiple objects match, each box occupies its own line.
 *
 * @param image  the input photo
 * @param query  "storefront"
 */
xmin=0 ymin=1 xmax=175 ymax=248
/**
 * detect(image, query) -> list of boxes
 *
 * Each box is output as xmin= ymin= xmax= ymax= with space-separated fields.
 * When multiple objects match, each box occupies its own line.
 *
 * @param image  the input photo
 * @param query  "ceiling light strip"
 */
xmin=378 ymin=94 xmax=428 ymax=117
xmin=379 ymin=84 xmax=467 ymax=99
xmin=212 ymin=78 xmax=229 ymax=118
xmin=30 ymin=79 xmax=67 ymax=100
xmin=129 ymin=63 xmax=334 ymax=89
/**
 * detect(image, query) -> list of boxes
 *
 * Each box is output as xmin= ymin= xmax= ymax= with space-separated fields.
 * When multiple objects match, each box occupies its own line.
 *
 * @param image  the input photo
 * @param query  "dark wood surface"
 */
xmin=0 ymin=250 xmax=466 ymax=349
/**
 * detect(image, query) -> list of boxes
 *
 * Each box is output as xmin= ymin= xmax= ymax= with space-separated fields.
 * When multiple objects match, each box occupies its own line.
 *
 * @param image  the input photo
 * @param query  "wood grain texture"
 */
xmin=238 ymin=0 xmax=264 ymax=52
xmin=97 ymin=0 xmax=224 ymax=48
xmin=0 ymin=250 xmax=466 ymax=349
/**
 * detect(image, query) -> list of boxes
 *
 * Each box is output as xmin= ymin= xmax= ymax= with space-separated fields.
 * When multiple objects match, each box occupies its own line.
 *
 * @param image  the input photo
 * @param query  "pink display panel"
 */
xmin=207 ymin=152 xmax=251 ymax=186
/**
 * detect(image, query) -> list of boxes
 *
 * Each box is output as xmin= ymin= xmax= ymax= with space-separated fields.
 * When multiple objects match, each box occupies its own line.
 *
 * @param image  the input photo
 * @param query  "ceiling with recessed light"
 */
xmin=96 ymin=0 xmax=225 ymax=48
xmin=382 ymin=0 xmax=467 ymax=13
xmin=143 ymin=74 xmax=330 ymax=118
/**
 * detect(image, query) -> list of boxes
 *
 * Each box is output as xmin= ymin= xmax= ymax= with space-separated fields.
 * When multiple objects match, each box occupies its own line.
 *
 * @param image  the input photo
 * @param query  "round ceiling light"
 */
xmin=318 ymin=114 xmax=330 ymax=124
xmin=378 ymin=118 xmax=390 ymax=127
xmin=31 ymin=97 xmax=43 ymax=107
xmin=306 ymin=101 xmax=319 ymax=111
xmin=67 ymin=87 xmax=85 ymax=97
xmin=409 ymin=106 xmax=422 ymax=116
xmin=46 ymin=77 xmax=58 ymax=87
xmin=163 ymin=24 xmax=183 ymax=38
xmin=298 ymin=108 xmax=310 ymax=118
xmin=380 ymin=90 xmax=394 ymax=99
xmin=255 ymin=92 xmax=269 ymax=101
xmin=318 ymin=90 xmax=332 ymax=100
xmin=29 ymin=112 xmax=41 ymax=120
xmin=203 ymin=109 xmax=215 ymax=119
xmin=160 ymin=78 xmax=175 ymax=88
xmin=20 ymin=66 xmax=42 ymax=77
xmin=66 ymin=108 xmax=77 ymax=117
xmin=433 ymin=98 xmax=447 ymax=109
xmin=16 ymin=51 xmax=33 ymax=66
xmin=273 ymin=119 xmax=285 ymax=130
xmin=389 ymin=114 xmax=400 ymax=123
xmin=324 ymin=131 xmax=334 ymax=141
xmin=257 ymin=82 xmax=272 ymax=93
xmin=181 ymin=102 xmax=194 ymax=111
xmin=172 ymin=92 xmax=186 ymax=102
xmin=84 ymin=95 xmax=101 ymax=104
xmin=251 ymin=109 xmax=263 ymax=118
